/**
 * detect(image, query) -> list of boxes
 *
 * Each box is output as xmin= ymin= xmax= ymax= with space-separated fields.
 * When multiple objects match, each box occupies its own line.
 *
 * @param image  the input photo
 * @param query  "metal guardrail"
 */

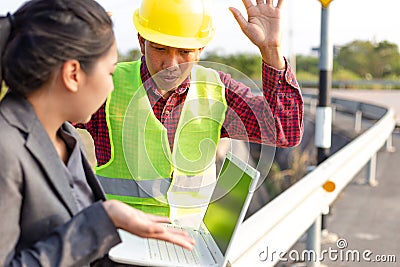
xmin=299 ymin=80 xmax=400 ymax=90
xmin=304 ymin=93 xmax=389 ymax=133
xmin=227 ymin=96 xmax=396 ymax=266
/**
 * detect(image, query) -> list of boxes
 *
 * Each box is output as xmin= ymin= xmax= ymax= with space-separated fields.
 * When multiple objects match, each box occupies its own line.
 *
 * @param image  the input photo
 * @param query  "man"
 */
xmin=80 ymin=0 xmax=303 ymax=220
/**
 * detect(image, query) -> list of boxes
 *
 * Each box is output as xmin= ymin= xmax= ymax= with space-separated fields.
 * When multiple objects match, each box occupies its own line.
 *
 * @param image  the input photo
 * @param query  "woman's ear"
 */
xmin=61 ymin=59 xmax=81 ymax=93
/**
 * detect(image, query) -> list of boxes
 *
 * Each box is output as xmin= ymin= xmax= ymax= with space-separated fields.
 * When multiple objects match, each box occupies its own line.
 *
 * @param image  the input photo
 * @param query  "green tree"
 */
xmin=332 ymin=68 xmax=360 ymax=81
xmin=336 ymin=40 xmax=400 ymax=79
xmin=296 ymin=55 xmax=319 ymax=75
xmin=373 ymin=41 xmax=400 ymax=78
xmin=201 ymin=50 xmax=262 ymax=80
xmin=336 ymin=40 xmax=374 ymax=78
xmin=118 ymin=49 xmax=141 ymax=62
xmin=390 ymin=59 xmax=400 ymax=79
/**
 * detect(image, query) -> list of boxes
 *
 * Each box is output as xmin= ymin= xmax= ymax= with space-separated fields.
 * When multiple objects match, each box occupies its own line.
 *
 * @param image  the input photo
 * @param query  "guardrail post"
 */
xmin=366 ymin=153 xmax=378 ymax=186
xmin=385 ymin=132 xmax=396 ymax=152
xmin=331 ymin=104 xmax=336 ymax=121
xmin=354 ymin=110 xmax=362 ymax=133
xmin=306 ymin=215 xmax=322 ymax=267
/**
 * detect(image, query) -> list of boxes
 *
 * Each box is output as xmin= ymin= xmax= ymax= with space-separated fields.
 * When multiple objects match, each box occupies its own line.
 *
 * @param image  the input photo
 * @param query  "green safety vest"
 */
xmin=95 ymin=60 xmax=227 ymax=216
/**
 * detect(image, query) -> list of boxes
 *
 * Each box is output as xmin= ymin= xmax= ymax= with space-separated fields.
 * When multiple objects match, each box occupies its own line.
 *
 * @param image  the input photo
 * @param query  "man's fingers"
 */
xmin=241 ymin=0 xmax=254 ymax=9
xmin=229 ymin=7 xmax=248 ymax=31
xmin=276 ymin=0 xmax=284 ymax=9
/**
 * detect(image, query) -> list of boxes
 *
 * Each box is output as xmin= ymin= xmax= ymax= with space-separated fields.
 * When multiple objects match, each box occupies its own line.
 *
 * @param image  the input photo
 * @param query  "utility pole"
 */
xmin=316 ymin=0 xmax=333 ymax=232
xmin=306 ymin=3 xmax=335 ymax=265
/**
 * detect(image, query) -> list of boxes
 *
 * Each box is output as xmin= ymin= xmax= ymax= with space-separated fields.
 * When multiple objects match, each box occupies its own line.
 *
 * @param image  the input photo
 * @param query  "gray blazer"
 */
xmin=0 ymin=93 xmax=121 ymax=266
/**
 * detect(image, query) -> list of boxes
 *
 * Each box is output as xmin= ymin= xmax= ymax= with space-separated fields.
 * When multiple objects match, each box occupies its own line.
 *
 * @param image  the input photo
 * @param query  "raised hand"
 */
xmin=229 ymin=0 xmax=285 ymax=69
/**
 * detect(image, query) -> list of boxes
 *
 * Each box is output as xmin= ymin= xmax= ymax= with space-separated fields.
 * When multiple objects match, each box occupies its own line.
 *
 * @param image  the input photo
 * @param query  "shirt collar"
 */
xmin=140 ymin=56 xmax=190 ymax=97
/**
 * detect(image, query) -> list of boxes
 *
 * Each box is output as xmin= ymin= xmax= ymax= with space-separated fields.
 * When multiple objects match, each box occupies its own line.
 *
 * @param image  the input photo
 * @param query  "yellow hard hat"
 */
xmin=133 ymin=0 xmax=215 ymax=49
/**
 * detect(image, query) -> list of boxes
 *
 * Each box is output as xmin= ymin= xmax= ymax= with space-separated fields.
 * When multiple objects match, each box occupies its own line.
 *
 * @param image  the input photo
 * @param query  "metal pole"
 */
xmin=315 ymin=6 xmax=333 ymax=232
xmin=354 ymin=110 xmax=363 ymax=133
xmin=385 ymin=132 xmax=396 ymax=152
xmin=366 ymin=153 xmax=378 ymax=187
xmin=306 ymin=215 xmax=322 ymax=267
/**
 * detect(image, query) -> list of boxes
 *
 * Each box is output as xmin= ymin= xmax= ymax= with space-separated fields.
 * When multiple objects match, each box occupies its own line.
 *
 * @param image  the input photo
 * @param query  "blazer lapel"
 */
xmin=1 ymin=93 xmax=78 ymax=216
xmin=81 ymin=154 xmax=106 ymax=201
xmin=25 ymin=124 xmax=79 ymax=216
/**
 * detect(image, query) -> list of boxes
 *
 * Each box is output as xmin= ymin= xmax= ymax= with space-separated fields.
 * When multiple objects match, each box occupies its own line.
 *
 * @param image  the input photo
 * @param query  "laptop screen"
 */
xmin=202 ymin=155 xmax=253 ymax=255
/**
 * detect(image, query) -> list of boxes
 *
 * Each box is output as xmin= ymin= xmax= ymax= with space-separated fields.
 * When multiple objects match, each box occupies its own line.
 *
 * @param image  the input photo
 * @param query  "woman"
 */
xmin=0 ymin=0 xmax=194 ymax=266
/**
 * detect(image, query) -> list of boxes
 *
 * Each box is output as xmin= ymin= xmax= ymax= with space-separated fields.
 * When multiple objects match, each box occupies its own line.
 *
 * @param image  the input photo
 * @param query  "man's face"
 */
xmin=139 ymin=36 xmax=203 ymax=94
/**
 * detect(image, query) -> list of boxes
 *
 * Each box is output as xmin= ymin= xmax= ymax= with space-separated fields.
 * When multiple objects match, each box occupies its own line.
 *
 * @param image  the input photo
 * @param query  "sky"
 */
xmin=2 ymin=0 xmax=400 ymax=57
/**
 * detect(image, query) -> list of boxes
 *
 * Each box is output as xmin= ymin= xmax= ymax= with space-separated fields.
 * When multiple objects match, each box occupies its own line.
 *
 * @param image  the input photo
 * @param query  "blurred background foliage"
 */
xmin=2 ymin=39 xmax=399 ymax=101
xmin=117 ymin=39 xmax=400 ymax=90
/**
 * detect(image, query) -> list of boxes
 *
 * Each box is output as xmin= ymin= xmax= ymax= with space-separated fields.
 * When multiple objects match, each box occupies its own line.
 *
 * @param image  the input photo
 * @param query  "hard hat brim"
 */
xmin=133 ymin=10 xmax=215 ymax=49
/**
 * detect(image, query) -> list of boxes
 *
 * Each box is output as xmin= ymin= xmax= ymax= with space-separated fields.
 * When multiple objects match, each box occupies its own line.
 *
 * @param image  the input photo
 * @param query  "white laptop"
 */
xmin=109 ymin=151 xmax=261 ymax=267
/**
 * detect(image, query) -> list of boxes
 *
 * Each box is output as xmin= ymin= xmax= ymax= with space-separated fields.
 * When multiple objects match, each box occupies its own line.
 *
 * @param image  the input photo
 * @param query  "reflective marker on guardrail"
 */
xmin=323 ymin=180 xmax=336 ymax=192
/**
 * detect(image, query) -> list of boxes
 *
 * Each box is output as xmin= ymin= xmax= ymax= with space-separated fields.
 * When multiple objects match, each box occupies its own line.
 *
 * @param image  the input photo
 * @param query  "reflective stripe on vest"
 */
xmin=96 ymin=175 xmax=170 ymax=198
xmin=95 ymin=60 xmax=227 ymax=216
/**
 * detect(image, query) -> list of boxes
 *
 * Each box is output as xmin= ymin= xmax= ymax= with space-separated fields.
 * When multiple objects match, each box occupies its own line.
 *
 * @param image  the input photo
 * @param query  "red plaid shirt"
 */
xmin=81 ymin=57 xmax=303 ymax=166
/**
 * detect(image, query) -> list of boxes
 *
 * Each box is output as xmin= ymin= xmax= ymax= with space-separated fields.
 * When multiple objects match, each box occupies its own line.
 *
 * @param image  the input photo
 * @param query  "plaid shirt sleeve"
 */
xmin=220 ymin=57 xmax=304 ymax=147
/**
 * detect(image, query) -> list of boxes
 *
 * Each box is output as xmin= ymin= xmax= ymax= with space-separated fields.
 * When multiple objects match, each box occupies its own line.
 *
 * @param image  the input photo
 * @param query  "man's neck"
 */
xmin=158 ymin=89 xmax=174 ymax=99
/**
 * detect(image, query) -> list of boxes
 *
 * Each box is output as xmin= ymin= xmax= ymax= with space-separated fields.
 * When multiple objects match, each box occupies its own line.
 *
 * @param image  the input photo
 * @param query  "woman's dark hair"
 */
xmin=0 ymin=0 xmax=114 ymax=96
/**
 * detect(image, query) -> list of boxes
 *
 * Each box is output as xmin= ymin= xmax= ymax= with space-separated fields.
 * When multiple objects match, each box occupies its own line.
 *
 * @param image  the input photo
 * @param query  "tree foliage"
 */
xmin=201 ymin=51 xmax=262 ymax=80
xmin=118 ymin=49 xmax=142 ymax=62
xmin=336 ymin=40 xmax=400 ymax=79
xmin=296 ymin=55 xmax=319 ymax=75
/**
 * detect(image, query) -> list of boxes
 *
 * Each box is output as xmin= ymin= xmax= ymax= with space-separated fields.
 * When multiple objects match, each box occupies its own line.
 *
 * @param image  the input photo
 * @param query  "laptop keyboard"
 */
xmin=147 ymin=227 xmax=200 ymax=265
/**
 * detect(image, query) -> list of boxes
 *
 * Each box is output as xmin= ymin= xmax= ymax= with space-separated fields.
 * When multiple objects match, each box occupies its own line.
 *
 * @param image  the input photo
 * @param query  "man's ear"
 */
xmin=61 ymin=59 xmax=81 ymax=93
xmin=138 ymin=34 xmax=146 ymax=55
xmin=195 ymin=47 xmax=205 ymax=62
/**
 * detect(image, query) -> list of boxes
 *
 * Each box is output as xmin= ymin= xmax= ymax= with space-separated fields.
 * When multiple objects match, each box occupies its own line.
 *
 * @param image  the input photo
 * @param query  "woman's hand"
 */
xmin=103 ymin=200 xmax=195 ymax=250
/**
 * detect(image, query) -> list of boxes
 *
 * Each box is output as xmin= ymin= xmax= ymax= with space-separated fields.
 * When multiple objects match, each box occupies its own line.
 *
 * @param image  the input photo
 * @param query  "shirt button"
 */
xmin=165 ymin=110 xmax=170 ymax=116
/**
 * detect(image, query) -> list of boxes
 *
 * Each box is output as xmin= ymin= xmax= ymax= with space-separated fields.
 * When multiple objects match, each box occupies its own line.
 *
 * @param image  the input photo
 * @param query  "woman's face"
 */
xmin=76 ymin=42 xmax=118 ymax=123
